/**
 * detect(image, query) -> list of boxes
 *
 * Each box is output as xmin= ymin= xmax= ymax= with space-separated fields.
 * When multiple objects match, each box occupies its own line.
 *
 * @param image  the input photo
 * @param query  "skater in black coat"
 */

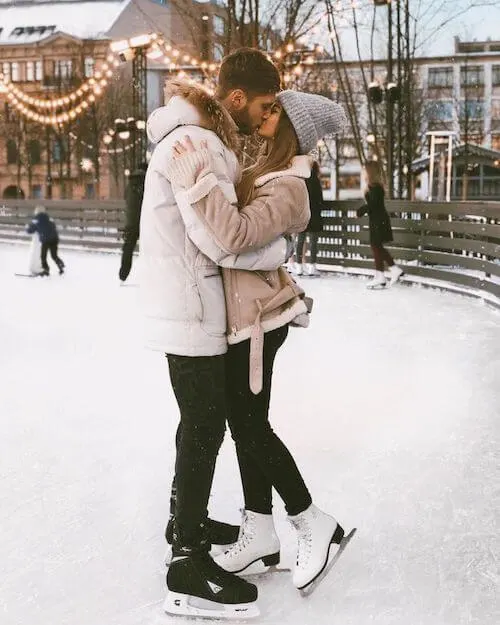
xmin=357 ymin=161 xmax=403 ymax=288
xmin=294 ymin=161 xmax=324 ymax=276
xmin=26 ymin=206 xmax=64 ymax=276
xmin=119 ymin=162 xmax=147 ymax=282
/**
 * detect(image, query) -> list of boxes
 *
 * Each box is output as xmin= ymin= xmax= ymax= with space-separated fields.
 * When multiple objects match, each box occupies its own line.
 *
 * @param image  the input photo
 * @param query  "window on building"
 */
xmin=491 ymin=135 xmax=500 ymax=150
xmin=6 ymin=139 xmax=18 ymax=164
xmin=213 ymin=15 xmax=225 ymax=36
xmin=52 ymin=138 xmax=67 ymax=163
xmin=2 ymin=62 xmax=10 ymax=81
xmin=460 ymin=65 xmax=484 ymax=87
xmin=31 ymin=184 xmax=43 ymax=199
xmin=493 ymin=65 xmax=500 ymax=86
xmin=28 ymin=139 xmax=42 ymax=165
xmin=11 ymin=62 xmax=20 ymax=82
xmin=459 ymin=100 xmax=484 ymax=120
xmin=26 ymin=61 xmax=34 ymax=81
xmin=84 ymin=57 xmax=95 ymax=78
xmin=338 ymin=174 xmax=361 ymax=190
xmin=428 ymin=67 xmax=453 ymax=88
xmin=426 ymin=100 xmax=454 ymax=121
xmin=213 ymin=43 xmax=224 ymax=62
xmin=35 ymin=60 xmax=42 ymax=80
xmin=53 ymin=59 xmax=73 ymax=79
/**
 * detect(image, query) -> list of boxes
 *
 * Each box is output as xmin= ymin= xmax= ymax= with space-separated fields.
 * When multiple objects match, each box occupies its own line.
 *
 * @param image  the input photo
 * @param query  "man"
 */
xmin=119 ymin=161 xmax=147 ymax=282
xmin=139 ymin=49 xmax=284 ymax=619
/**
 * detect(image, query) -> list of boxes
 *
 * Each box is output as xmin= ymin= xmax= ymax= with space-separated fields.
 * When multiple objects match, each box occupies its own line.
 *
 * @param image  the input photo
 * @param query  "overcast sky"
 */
xmin=317 ymin=1 xmax=500 ymax=60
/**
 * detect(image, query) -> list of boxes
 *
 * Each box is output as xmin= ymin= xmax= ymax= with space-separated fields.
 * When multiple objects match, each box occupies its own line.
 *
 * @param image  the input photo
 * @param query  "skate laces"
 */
xmin=224 ymin=511 xmax=254 ymax=558
xmin=290 ymin=516 xmax=312 ymax=569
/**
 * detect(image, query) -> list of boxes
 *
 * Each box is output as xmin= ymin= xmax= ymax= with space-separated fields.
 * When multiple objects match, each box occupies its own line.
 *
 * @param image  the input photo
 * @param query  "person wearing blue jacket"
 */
xmin=26 ymin=206 xmax=65 ymax=276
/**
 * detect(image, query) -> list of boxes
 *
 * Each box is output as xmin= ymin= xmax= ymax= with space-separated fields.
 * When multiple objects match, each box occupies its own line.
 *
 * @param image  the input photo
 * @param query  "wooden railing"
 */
xmin=318 ymin=200 xmax=500 ymax=301
xmin=1 ymin=198 xmax=499 ymax=302
xmin=0 ymin=199 xmax=125 ymax=250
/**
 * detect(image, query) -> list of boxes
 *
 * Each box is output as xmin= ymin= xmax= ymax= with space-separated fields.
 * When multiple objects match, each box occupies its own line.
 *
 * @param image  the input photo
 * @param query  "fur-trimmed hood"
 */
xmin=147 ymin=80 xmax=240 ymax=152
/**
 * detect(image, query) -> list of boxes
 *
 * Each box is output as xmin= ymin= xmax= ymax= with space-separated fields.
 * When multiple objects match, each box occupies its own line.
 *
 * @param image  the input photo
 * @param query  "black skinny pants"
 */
xmin=119 ymin=229 xmax=139 ymax=280
xmin=166 ymin=353 xmax=227 ymax=550
xmin=167 ymin=327 xmax=312 ymax=550
xmin=226 ymin=326 xmax=311 ymax=517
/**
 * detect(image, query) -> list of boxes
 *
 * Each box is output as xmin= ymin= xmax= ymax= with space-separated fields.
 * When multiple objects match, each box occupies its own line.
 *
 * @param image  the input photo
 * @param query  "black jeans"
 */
xmin=166 ymin=353 xmax=227 ymax=550
xmin=41 ymin=240 xmax=64 ymax=273
xmin=296 ymin=232 xmax=318 ymax=264
xmin=226 ymin=326 xmax=312 ymax=516
xmin=119 ymin=229 xmax=139 ymax=281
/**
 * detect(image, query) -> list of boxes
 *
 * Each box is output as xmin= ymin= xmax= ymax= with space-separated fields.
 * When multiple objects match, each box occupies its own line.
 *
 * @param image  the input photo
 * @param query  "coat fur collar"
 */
xmin=147 ymin=79 xmax=240 ymax=153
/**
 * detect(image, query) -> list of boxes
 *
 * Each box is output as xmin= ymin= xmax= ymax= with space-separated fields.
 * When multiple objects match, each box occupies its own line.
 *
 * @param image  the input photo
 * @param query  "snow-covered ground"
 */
xmin=1 ymin=243 xmax=499 ymax=625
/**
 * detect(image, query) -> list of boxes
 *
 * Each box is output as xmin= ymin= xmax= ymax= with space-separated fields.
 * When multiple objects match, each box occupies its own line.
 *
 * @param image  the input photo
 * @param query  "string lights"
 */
xmin=0 ymin=54 xmax=120 ymax=126
xmin=0 ymin=29 xmax=328 ymax=128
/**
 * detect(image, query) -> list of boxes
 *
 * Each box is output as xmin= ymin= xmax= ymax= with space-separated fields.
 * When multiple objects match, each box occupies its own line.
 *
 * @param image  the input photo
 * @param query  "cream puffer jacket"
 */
xmin=139 ymin=80 xmax=288 ymax=356
xmin=167 ymin=153 xmax=313 ymax=392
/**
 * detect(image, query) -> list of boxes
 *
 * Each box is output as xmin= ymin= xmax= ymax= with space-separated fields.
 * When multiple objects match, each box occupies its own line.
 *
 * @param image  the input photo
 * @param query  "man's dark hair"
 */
xmin=217 ymin=47 xmax=281 ymax=99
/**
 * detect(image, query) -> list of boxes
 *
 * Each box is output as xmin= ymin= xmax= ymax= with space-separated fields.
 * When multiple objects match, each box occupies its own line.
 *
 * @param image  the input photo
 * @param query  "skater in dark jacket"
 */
xmin=26 ymin=205 xmax=64 ymax=276
xmin=294 ymin=161 xmax=324 ymax=276
xmin=357 ymin=160 xmax=403 ymax=288
xmin=119 ymin=162 xmax=147 ymax=282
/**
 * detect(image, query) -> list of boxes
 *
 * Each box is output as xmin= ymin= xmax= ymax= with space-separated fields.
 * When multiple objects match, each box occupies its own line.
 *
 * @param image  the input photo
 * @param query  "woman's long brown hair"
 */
xmin=236 ymin=111 xmax=299 ymax=206
xmin=365 ymin=160 xmax=385 ymax=188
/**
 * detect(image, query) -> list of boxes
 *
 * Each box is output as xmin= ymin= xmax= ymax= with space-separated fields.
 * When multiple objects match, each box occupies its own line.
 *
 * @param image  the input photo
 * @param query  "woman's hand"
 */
xmin=166 ymin=136 xmax=211 ymax=188
xmin=172 ymin=136 xmax=209 ymax=176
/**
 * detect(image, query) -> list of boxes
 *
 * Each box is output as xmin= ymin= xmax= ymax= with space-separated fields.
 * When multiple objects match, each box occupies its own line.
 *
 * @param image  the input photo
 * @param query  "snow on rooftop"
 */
xmin=0 ymin=0 xmax=130 ymax=44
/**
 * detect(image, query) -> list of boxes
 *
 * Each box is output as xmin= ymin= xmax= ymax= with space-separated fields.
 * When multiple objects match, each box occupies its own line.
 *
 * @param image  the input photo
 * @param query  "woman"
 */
xmin=357 ymin=161 xmax=403 ymax=288
xmin=293 ymin=160 xmax=325 ymax=277
xmin=166 ymin=90 xmax=353 ymax=593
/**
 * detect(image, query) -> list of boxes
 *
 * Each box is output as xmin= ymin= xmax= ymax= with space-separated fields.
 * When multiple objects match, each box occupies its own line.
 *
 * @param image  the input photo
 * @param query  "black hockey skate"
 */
xmin=165 ymin=551 xmax=259 ymax=619
xmin=166 ymin=517 xmax=239 ymax=547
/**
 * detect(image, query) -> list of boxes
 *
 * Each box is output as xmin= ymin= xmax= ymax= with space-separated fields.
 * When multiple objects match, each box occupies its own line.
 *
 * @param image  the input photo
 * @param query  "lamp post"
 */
xmin=201 ymin=13 xmax=210 ymax=62
xmin=372 ymin=0 xmax=412 ymax=198
xmin=110 ymin=34 xmax=151 ymax=170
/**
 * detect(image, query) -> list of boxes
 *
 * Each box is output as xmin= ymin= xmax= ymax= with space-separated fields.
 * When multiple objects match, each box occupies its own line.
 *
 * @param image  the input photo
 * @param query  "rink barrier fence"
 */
xmin=1 ymin=198 xmax=499 ymax=303
xmin=317 ymin=199 xmax=500 ymax=303
xmin=0 ymin=200 xmax=124 ymax=250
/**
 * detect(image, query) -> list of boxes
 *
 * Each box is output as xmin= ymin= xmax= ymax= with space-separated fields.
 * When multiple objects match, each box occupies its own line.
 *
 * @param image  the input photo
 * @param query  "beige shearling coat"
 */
xmin=169 ymin=155 xmax=313 ymax=392
xmin=139 ymin=81 xmax=288 ymax=356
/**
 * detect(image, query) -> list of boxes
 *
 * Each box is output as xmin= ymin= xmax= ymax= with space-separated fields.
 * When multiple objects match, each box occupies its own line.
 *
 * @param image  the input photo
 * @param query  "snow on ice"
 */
xmin=0 ymin=242 xmax=499 ymax=625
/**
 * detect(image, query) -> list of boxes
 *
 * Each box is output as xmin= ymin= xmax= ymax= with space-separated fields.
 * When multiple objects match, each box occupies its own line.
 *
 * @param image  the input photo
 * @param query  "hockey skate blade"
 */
xmin=164 ymin=591 xmax=260 ymax=620
xmin=299 ymin=528 xmax=357 ymax=598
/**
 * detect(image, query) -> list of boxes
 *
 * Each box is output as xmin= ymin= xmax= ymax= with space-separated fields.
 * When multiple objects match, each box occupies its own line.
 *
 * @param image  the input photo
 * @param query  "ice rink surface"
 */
xmin=1 ymin=243 xmax=499 ymax=625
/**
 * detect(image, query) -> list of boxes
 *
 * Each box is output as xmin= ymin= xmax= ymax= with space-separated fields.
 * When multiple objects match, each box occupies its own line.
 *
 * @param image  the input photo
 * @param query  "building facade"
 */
xmin=0 ymin=0 xmax=225 ymax=200
xmin=314 ymin=37 xmax=500 ymax=200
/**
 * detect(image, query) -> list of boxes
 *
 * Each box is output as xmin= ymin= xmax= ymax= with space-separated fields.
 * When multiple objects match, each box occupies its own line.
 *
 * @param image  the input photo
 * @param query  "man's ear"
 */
xmin=228 ymin=89 xmax=248 ymax=111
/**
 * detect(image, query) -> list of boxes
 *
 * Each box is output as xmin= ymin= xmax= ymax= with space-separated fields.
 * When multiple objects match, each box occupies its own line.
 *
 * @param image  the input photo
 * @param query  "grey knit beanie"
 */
xmin=277 ymin=90 xmax=347 ymax=155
